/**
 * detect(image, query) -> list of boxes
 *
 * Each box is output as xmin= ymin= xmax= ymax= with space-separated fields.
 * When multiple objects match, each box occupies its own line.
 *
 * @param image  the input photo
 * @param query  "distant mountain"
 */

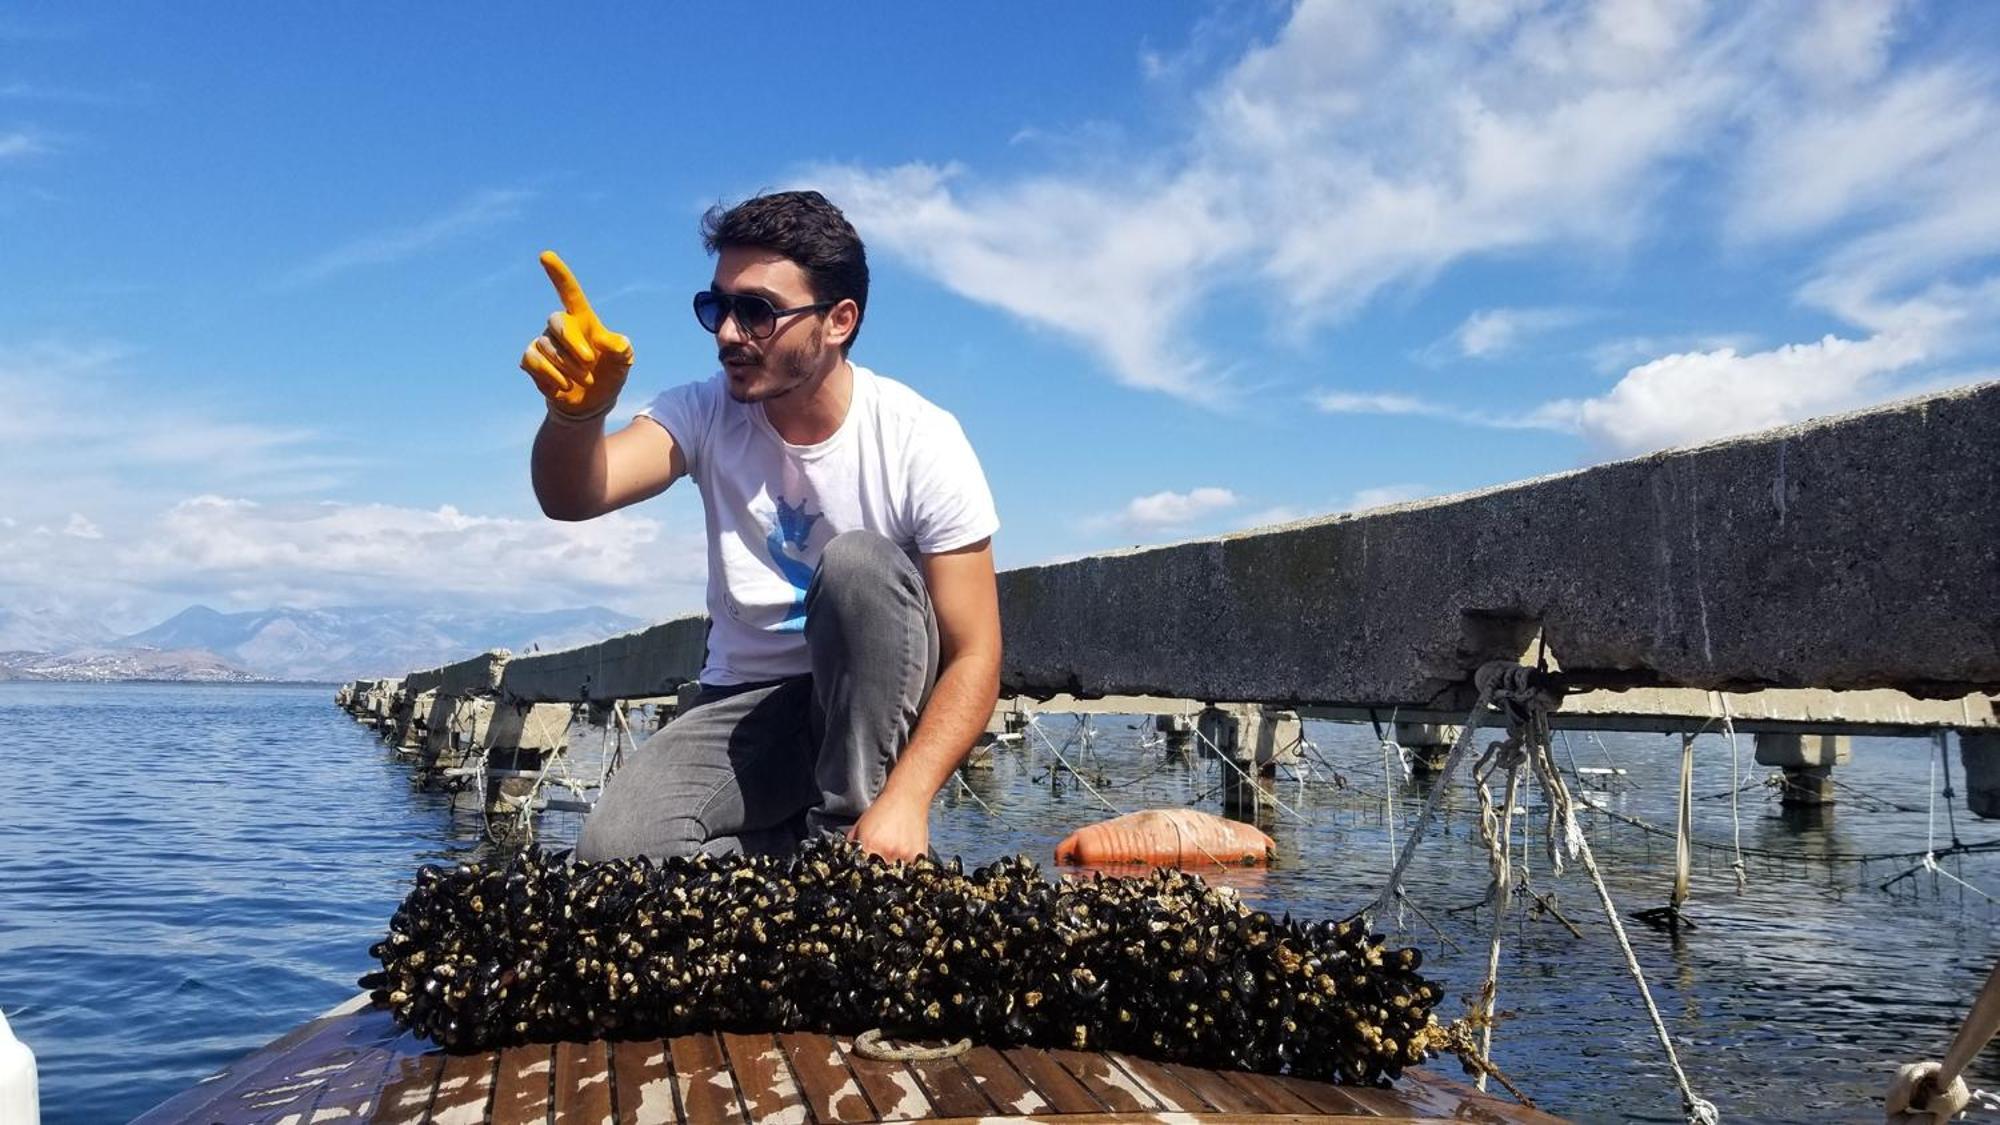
xmin=118 ymin=604 xmax=649 ymax=683
xmin=0 ymin=607 xmax=116 ymax=653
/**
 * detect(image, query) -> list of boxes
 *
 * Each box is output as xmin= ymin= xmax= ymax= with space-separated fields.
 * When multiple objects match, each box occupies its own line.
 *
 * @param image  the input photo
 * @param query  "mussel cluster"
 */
xmin=363 ymin=837 xmax=1440 ymax=1084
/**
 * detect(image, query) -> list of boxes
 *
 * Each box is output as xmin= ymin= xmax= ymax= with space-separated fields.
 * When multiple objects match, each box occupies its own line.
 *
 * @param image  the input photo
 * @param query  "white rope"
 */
xmin=1026 ymin=716 xmax=1132 ymax=821
xmin=1187 ymin=718 xmax=1315 ymax=825
xmin=1717 ymin=695 xmax=1748 ymax=892
xmin=952 ymin=770 xmax=1005 ymax=819
xmin=1673 ymin=733 xmax=1694 ymax=911
xmin=1028 ymin=715 xmax=1237 ymax=869
xmin=1523 ymin=719 xmax=1718 ymax=1124
xmin=1382 ymin=738 xmax=1405 ymax=886
xmin=1471 ymin=745 xmax=1524 ymax=1091
xmin=1929 ymin=734 xmax=1941 ymax=858
xmin=1368 ymin=669 xmax=1502 ymax=920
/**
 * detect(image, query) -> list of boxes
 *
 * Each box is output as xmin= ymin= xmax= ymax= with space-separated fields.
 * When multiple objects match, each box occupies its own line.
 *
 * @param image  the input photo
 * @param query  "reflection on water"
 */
xmin=3 ymin=683 xmax=1998 ymax=1122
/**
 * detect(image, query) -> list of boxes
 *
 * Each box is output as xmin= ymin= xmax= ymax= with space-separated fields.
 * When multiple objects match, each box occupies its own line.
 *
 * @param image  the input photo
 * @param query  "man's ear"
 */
xmin=827 ymin=298 xmax=860 ymax=349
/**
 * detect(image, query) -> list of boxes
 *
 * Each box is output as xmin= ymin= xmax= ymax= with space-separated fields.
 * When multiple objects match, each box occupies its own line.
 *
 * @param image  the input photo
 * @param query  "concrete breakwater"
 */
xmin=340 ymin=380 xmax=2000 ymax=815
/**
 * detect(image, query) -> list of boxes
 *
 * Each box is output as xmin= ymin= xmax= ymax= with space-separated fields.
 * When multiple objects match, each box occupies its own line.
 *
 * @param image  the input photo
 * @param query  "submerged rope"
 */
xmin=1368 ymin=666 xmax=1504 ymax=921
xmin=1717 ymin=695 xmax=1748 ymax=892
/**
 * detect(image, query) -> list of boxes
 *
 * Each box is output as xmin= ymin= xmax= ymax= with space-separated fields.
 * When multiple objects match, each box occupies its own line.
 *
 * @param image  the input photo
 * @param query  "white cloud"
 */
xmin=1344 ymin=484 xmax=1435 ymax=511
xmin=1089 ymin=487 xmax=1240 ymax=533
xmin=0 ymin=130 xmax=47 ymax=160
xmin=818 ymin=0 xmax=1996 ymax=419
xmin=1310 ymin=389 xmax=1557 ymax=432
xmin=0 ymin=496 xmax=707 ymax=624
xmin=1125 ymin=487 xmax=1239 ymax=527
xmin=0 ymin=342 xmax=354 ymax=524
xmin=282 ymin=189 xmax=533 ymax=286
xmin=1449 ymin=307 xmax=1589 ymax=359
xmin=1235 ymin=505 xmax=1307 ymax=529
xmin=1587 ymin=332 xmax=1758 ymax=375
xmin=821 ymin=1 xmax=1761 ymax=400
xmin=1532 ymin=330 xmax=1938 ymax=455
xmin=812 ymin=162 xmax=1245 ymax=403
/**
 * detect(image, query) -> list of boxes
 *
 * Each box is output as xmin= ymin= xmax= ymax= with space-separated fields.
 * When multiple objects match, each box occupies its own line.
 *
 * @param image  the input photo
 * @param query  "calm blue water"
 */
xmin=3 ymin=682 xmax=1998 ymax=1123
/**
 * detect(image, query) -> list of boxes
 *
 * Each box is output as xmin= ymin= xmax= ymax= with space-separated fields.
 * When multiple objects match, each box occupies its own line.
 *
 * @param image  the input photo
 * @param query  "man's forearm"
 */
xmin=877 ymin=649 xmax=1000 ymax=810
xmin=531 ymin=411 xmax=609 ymax=521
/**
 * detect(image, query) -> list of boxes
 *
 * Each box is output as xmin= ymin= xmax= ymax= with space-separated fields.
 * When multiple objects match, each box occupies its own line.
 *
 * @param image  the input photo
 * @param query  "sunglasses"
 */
xmin=692 ymin=289 xmax=837 ymax=339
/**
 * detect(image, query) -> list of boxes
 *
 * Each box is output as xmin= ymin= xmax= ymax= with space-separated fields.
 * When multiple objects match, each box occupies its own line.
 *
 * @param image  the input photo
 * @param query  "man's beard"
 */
xmin=721 ymin=327 xmax=826 ymax=404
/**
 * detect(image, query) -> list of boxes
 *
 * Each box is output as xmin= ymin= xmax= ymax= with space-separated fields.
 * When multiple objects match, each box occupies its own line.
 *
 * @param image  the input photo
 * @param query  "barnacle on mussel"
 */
xmin=363 ymin=836 xmax=1439 ymax=1084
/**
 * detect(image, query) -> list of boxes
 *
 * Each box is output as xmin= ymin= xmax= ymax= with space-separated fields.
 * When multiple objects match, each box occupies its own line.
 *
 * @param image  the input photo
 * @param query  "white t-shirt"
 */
xmin=637 ymin=363 xmax=1000 ymax=686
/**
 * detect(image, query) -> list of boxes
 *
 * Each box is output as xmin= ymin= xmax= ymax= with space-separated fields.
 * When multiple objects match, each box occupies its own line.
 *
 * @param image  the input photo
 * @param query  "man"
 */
xmin=520 ymin=190 xmax=1001 ymax=864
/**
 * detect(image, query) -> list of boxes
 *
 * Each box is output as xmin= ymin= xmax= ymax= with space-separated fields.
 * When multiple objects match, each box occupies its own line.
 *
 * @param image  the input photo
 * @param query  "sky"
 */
xmin=3 ymin=0 xmax=1997 ymax=635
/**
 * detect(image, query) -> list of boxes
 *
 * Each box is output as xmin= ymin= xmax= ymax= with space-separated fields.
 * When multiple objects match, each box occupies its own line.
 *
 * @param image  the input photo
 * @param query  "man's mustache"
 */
xmin=720 ymin=344 xmax=761 ymax=365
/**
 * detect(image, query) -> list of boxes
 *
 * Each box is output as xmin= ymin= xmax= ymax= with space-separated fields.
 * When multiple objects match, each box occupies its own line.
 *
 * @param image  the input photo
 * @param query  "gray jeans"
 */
xmin=576 ymin=530 xmax=940 ymax=861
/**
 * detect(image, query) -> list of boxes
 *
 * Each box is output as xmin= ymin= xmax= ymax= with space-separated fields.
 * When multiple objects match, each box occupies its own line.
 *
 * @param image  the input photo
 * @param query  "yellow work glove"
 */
xmin=520 ymin=250 xmax=634 ymax=421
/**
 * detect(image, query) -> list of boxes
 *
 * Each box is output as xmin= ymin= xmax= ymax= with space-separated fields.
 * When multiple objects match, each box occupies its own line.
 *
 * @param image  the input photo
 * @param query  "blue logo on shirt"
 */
xmin=766 ymin=495 xmax=821 ymax=632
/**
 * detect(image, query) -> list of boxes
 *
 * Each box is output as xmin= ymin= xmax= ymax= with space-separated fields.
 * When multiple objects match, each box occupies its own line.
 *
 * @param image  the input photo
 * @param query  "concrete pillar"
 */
xmin=1754 ymin=733 xmax=1851 ymax=806
xmin=1961 ymin=731 xmax=2000 ymax=820
xmin=1154 ymin=712 xmax=1195 ymax=756
xmin=1394 ymin=722 xmax=1458 ymax=773
xmin=365 ymin=680 xmax=402 ymax=730
xmin=418 ymin=696 xmax=493 ymax=782
xmin=393 ymin=689 xmax=436 ymax=750
xmin=1199 ymin=705 xmax=1300 ymax=811
xmin=460 ymin=702 xmax=577 ymax=822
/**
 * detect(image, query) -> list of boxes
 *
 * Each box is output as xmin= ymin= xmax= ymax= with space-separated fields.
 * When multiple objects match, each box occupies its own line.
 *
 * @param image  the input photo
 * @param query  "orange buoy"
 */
xmin=1054 ymin=808 xmax=1275 ymax=868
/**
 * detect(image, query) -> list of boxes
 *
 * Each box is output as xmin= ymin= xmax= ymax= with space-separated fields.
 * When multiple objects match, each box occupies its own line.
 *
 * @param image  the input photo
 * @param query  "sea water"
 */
xmin=3 ymin=681 xmax=1997 ymax=1122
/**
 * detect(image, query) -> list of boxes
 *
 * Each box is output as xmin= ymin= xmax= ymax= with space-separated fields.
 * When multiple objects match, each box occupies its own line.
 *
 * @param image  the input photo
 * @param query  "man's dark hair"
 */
xmin=701 ymin=190 xmax=869 ymax=354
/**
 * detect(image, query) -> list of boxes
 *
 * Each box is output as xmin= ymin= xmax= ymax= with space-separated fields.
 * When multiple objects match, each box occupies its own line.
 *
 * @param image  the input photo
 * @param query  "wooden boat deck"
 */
xmin=133 ymin=995 xmax=1561 ymax=1124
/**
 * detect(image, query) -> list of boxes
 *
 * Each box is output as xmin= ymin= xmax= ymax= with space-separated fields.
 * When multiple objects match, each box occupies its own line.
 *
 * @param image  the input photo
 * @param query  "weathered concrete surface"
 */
xmin=497 ymin=615 xmax=705 ymax=704
xmin=1302 ymin=686 xmax=1998 ymax=734
xmin=1754 ymin=732 xmax=1852 ymax=769
xmin=402 ymin=666 xmax=445 ymax=695
xmin=441 ymin=650 xmax=509 ymax=697
xmin=480 ymin=701 xmax=574 ymax=752
xmin=1962 ymin=732 xmax=2000 ymax=819
xmin=1000 ymin=381 xmax=2000 ymax=707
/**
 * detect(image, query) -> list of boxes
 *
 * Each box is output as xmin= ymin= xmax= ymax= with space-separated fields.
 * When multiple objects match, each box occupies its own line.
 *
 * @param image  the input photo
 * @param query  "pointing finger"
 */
xmin=539 ymin=250 xmax=597 ymax=319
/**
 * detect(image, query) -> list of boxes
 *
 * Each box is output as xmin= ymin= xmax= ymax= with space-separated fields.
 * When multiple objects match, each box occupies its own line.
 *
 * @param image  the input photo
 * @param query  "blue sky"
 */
xmin=3 ymin=1 xmax=1997 ymax=633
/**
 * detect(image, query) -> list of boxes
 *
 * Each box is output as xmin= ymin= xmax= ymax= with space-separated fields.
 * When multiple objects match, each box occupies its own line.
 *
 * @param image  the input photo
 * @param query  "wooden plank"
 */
xmin=1268 ymin=1073 xmax=1382 ymax=1117
xmin=372 ymin=1050 xmax=447 ymax=1124
xmin=611 ymin=1039 xmax=681 ymax=1125
xmin=915 ymin=1116 xmax=1438 ymax=1124
xmin=669 ymin=1032 xmax=747 ymax=1124
xmin=491 ymin=1042 xmax=557 ymax=1125
xmin=906 ymin=1056 xmax=996 ymax=1118
xmin=555 ymin=1039 xmax=616 ymax=1125
xmin=1397 ymin=1066 xmax=1564 ymax=1123
xmin=428 ymin=1051 xmax=500 ymax=1125
xmin=1158 ymin=1060 xmax=1274 ymax=1114
xmin=1000 ymin=1045 xmax=1105 ymax=1114
xmin=1222 ymin=1069 xmax=1321 ymax=1115
xmin=1049 ymin=1046 xmax=1163 ymax=1113
xmin=916 ymin=1104 xmax=1448 ymax=1112
xmin=834 ymin=1033 xmax=934 ymax=1122
xmin=957 ymin=1045 xmax=1049 ymax=1116
xmin=720 ymin=1031 xmax=810 ymax=1125
xmin=779 ymin=1032 xmax=877 ymax=1124
xmin=1107 ymin=1052 xmax=1212 ymax=1112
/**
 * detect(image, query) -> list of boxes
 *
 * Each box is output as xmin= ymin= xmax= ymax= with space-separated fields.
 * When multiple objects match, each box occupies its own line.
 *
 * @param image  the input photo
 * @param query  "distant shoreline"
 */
xmin=0 ymin=677 xmax=342 ymax=688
